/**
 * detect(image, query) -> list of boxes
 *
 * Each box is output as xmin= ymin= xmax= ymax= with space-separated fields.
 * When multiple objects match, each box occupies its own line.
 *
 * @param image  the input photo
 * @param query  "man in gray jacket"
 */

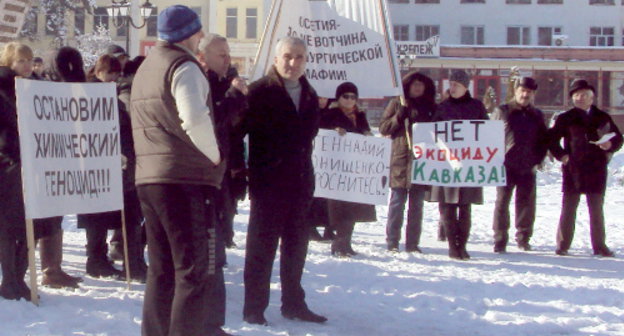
xmin=130 ymin=5 xmax=229 ymax=336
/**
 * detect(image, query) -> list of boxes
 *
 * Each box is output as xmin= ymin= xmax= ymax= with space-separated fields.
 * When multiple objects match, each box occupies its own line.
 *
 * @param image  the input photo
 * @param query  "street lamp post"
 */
xmin=107 ymin=0 xmax=154 ymax=56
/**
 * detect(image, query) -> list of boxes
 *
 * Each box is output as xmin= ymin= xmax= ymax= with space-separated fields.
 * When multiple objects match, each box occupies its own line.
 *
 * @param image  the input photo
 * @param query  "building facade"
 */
xmin=16 ymin=0 xmax=265 ymax=75
xmin=387 ymin=0 xmax=624 ymax=122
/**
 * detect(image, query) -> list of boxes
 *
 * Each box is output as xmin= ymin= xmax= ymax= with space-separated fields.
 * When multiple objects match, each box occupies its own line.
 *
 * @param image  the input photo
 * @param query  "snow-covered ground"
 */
xmin=2 ymin=156 xmax=624 ymax=336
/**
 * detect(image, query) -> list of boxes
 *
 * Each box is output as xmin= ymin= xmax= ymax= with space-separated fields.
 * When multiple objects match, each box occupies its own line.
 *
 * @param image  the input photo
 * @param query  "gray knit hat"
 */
xmin=450 ymin=70 xmax=470 ymax=88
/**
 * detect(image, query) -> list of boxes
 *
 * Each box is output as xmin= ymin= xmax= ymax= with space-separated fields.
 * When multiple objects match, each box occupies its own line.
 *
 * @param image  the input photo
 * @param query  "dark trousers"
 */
xmin=82 ymin=191 xmax=144 ymax=270
xmin=439 ymin=204 xmax=471 ymax=251
xmin=243 ymin=196 xmax=311 ymax=317
xmin=386 ymin=187 xmax=425 ymax=248
xmin=138 ymin=184 xmax=225 ymax=336
xmin=215 ymin=173 xmax=236 ymax=246
xmin=557 ymin=192 xmax=608 ymax=252
xmin=492 ymin=170 xmax=536 ymax=247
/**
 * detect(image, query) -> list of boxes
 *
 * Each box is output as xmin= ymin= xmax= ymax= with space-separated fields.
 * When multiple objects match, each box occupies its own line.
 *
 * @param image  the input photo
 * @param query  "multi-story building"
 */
xmin=388 ymin=0 xmax=624 ymax=119
xmin=16 ymin=0 xmax=265 ymax=75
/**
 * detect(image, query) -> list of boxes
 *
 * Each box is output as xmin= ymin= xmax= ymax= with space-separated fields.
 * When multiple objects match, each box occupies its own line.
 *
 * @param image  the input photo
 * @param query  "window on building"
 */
xmin=506 ymin=0 xmax=531 ymax=3
xmin=147 ymin=7 xmax=158 ymax=37
xmin=589 ymin=0 xmax=614 ymax=4
xmin=590 ymin=26 xmax=614 ymax=46
xmin=74 ymin=8 xmax=85 ymax=35
xmin=388 ymin=0 xmax=409 ymax=3
xmin=537 ymin=0 xmax=563 ymax=3
xmin=415 ymin=0 xmax=440 ymax=3
xmin=226 ymin=8 xmax=237 ymax=39
xmin=415 ymin=25 xmax=439 ymax=41
xmin=538 ymin=26 xmax=562 ymax=45
xmin=246 ymin=8 xmax=257 ymax=39
xmin=461 ymin=0 xmax=485 ymax=3
xmin=507 ymin=26 xmax=530 ymax=45
xmin=460 ymin=26 xmax=484 ymax=45
xmin=20 ymin=7 xmax=38 ymax=37
xmin=93 ymin=7 xmax=109 ymax=31
xmin=117 ymin=22 xmax=127 ymax=37
xmin=394 ymin=24 xmax=409 ymax=41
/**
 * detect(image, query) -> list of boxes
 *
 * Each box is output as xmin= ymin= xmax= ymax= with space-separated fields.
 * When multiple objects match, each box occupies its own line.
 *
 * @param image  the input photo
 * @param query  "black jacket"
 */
xmin=491 ymin=101 xmax=548 ymax=174
xmin=320 ymin=106 xmax=376 ymax=223
xmin=244 ymin=66 xmax=320 ymax=200
xmin=549 ymin=106 xmax=623 ymax=194
xmin=0 ymin=67 xmax=26 ymax=237
xmin=427 ymin=92 xmax=488 ymax=205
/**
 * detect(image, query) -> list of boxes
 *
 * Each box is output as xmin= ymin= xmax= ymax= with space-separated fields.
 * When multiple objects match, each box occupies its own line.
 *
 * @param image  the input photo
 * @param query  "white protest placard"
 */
xmin=411 ymin=120 xmax=506 ymax=187
xmin=252 ymin=0 xmax=402 ymax=98
xmin=16 ymin=79 xmax=123 ymax=219
xmin=312 ymin=129 xmax=391 ymax=205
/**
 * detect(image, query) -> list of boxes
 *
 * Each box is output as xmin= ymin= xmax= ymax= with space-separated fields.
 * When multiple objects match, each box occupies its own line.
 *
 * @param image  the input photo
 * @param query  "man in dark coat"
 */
xmin=549 ymin=79 xmax=622 ymax=257
xmin=198 ymin=33 xmax=248 ymax=249
xmin=380 ymin=72 xmax=436 ymax=253
xmin=242 ymin=36 xmax=326 ymax=326
xmin=491 ymin=77 xmax=549 ymax=253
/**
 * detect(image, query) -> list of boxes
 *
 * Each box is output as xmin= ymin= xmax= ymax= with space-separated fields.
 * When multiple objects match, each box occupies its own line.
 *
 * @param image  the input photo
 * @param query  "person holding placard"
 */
xmin=428 ymin=70 xmax=488 ymax=260
xmin=549 ymin=79 xmax=623 ymax=257
xmin=0 ymin=43 xmax=82 ymax=292
xmin=380 ymin=72 xmax=437 ymax=253
xmin=79 ymin=54 xmax=146 ymax=282
xmin=242 ymin=36 xmax=326 ymax=325
xmin=491 ymin=77 xmax=549 ymax=253
xmin=321 ymin=82 xmax=376 ymax=257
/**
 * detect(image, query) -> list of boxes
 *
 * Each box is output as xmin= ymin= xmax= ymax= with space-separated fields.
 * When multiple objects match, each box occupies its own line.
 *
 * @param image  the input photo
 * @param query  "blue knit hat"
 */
xmin=158 ymin=5 xmax=202 ymax=43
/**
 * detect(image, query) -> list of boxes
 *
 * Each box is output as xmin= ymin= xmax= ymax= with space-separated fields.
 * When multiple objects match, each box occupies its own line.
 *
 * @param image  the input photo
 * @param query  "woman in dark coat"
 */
xmin=428 ymin=70 xmax=488 ymax=260
xmin=0 ymin=66 xmax=31 ymax=300
xmin=321 ymin=82 xmax=376 ymax=257
xmin=78 ymin=54 xmax=146 ymax=281
xmin=379 ymin=72 xmax=436 ymax=253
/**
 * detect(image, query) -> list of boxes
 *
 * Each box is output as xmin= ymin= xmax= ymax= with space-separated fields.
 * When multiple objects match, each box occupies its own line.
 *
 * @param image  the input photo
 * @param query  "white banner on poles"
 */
xmin=312 ymin=129 xmax=391 ymax=205
xmin=251 ymin=0 xmax=402 ymax=99
xmin=411 ymin=120 xmax=506 ymax=187
xmin=16 ymin=79 xmax=123 ymax=219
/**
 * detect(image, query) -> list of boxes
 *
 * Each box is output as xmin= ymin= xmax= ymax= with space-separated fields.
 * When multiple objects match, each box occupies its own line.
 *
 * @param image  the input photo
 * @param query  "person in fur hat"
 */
xmin=380 ymin=72 xmax=437 ymax=253
xmin=549 ymin=79 xmax=623 ymax=257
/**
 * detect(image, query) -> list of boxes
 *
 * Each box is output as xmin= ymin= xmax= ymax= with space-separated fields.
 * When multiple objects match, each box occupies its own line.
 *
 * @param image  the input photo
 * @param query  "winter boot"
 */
xmin=119 ymin=225 xmax=147 ymax=283
xmin=437 ymin=221 xmax=447 ymax=241
xmin=108 ymin=229 xmax=124 ymax=262
xmin=344 ymin=223 xmax=358 ymax=256
xmin=0 ymin=237 xmax=20 ymax=300
xmin=445 ymin=223 xmax=462 ymax=260
xmin=40 ymin=230 xmax=81 ymax=288
xmin=14 ymin=239 xmax=31 ymax=301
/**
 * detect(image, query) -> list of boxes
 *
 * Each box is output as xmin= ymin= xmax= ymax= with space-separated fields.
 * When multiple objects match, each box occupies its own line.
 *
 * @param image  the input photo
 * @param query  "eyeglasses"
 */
xmin=341 ymin=93 xmax=357 ymax=100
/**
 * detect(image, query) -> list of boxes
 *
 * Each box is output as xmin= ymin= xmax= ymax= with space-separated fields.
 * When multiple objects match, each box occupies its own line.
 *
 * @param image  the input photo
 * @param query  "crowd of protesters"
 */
xmin=0 ymin=4 xmax=622 ymax=336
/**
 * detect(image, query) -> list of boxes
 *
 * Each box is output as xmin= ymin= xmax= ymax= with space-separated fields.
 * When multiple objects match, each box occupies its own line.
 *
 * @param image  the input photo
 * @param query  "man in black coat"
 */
xmin=242 ymin=36 xmax=326 ymax=326
xmin=491 ymin=77 xmax=549 ymax=253
xmin=549 ymin=79 xmax=623 ymax=257
xmin=198 ymin=34 xmax=248 ymax=249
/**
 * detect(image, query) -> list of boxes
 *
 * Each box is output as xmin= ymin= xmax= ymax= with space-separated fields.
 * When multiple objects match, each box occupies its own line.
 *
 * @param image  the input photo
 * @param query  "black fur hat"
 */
xmin=44 ymin=46 xmax=86 ymax=83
